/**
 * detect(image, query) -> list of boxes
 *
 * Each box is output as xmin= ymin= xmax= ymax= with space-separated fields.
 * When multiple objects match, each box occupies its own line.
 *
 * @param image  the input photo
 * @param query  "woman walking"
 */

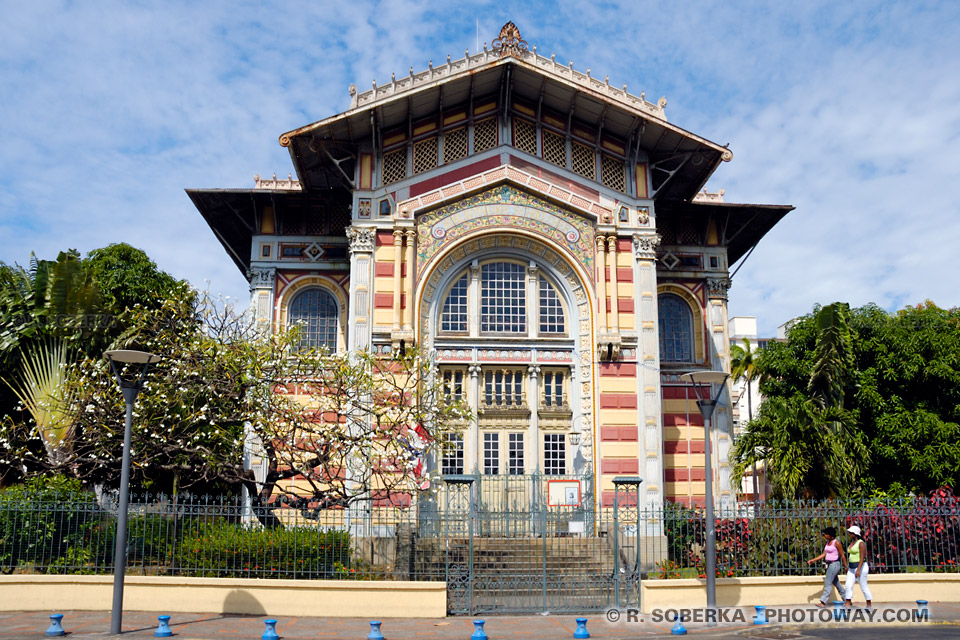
xmin=808 ymin=527 xmax=846 ymax=607
xmin=844 ymin=525 xmax=873 ymax=608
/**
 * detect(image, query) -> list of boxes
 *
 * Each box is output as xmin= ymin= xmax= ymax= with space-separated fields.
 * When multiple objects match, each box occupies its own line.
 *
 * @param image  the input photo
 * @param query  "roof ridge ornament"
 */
xmin=492 ymin=21 xmax=528 ymax=58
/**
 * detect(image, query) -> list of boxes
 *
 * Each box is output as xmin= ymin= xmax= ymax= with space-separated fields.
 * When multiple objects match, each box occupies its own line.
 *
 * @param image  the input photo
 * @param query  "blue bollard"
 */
xmin=471 ymin=619 xmax=488 ymax=640
xmin=574 ymin=618 xmax=590 ymax=639
xmin=917 ymin=600 xmax=928 ymax=615
xmin=670 ymin=613 xmax=687 ymax=635
xmin=753 ymin=606 xmax=768 ymax=625
xmin=155 ymin=615 xmax=173 ymax=637
xmin=263 ymin=618 xmax=279 ymax=640
xmin=832 ymin=601 xmax=847 ymax=621
xmin=45 ymin=613 xmax=65 ymax=637
xmin=368 ymin=620 xmax=384 ymax=640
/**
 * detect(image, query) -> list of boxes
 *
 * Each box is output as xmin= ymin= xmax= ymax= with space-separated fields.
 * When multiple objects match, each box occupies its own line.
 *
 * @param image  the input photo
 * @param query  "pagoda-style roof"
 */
xmin=656 ymin=200 xmax=794 ymax=264
xmin=280 ymin=23 xmax=732 ymax=201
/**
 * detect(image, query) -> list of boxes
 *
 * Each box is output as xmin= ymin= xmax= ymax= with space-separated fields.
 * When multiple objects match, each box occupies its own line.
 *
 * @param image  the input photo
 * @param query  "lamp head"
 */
xmin=104 ymin=349 xmax=160 ymax=393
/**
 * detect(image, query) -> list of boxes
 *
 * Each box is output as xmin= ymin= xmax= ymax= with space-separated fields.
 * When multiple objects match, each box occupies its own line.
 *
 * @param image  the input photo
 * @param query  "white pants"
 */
xmin=845 ymin=561 xmax=872 ymax=601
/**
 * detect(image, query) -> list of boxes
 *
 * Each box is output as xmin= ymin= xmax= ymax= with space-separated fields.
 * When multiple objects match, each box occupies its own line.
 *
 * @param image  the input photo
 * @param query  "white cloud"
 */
xmin=1 ymin=1 xmax=958 ymax=336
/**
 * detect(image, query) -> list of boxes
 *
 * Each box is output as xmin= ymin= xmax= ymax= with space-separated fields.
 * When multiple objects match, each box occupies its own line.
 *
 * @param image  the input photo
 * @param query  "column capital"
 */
xmin=632 ymin=232 xmax=662 ymax=260
xmin=393 ymin=228 xmax=404 ymax=238
xmin=527 ymin=364 xmax=541 ymax=377
xmin=246 ymin=266 xmax=276 ymax=290
xmin=705 ymin=276 xmax=732 ymax=300
xmin=606 ymin=235 xmax=618 ymax=250
xmin=468 ymin=363 xmax=483 ymax=376
xmin=404 ymin=229 xmax=418 ymax=240
xmin=346 ymin=226 xmax=375 ymax=253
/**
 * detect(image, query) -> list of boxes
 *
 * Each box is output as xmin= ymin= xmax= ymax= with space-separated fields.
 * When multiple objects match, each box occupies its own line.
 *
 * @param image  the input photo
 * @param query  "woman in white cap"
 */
xmin=844 ymin=525 xmax=872 ymax=608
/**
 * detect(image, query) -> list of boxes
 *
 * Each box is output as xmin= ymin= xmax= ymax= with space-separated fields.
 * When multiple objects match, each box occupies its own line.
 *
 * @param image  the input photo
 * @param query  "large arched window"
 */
xmin=288 ymin=288 xmax=339 ymax=351
xmin=659 ymin=293 xmax=694 ymax=362
xmin=436 ymin=260 xmax=568 ymax=338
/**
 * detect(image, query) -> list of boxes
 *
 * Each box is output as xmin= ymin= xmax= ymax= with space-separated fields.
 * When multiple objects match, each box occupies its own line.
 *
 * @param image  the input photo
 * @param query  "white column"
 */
xmin=468 ymin=363 xmax=482 ymax=473
xmin=633 ymin=232 xmax=663 ymax=513
xmin=706 ymin=277 xmax=734 ymax=508
xmin=527 ymin=365 xmax=541 ymax=473
xmin=402 ymin=230 xmax=417 ymax=332
xmin=346 ymin=226 xmax=375 ymax=352
xmin=607 ymin=236 xmax=620 ymax=333
xmin=392 ymin=229 xmax=403 ymax=330
xmin=596 ymin=236 xmax=608 ymax=334
xmin=247 ymin=267 xmax=276 ymax=329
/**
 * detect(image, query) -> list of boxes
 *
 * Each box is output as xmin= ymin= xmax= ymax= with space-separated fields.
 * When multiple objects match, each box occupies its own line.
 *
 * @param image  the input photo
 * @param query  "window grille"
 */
xmin=543 ymin=371 xmax=565 ymax=408
xmin=571 ymin=142 xmax=595 ymax=179
xmin=680 ymin=216 xmax=700 ymax=244
xmin=288 ymin=288 xmax=338 ymax=351
xmin=542 ymin=130 xmax=566 ymax=167
xmin=443 ymin=127 xmax=468 ymax=164
xmin=480 ymin=262 xmax=526 ymax=333
xmin=443 ymin=434 xmax=464 ymax=475
xmin=544 ymin=434 xmax=566 ymax=475
xmin=382 ymin=148 xmax=407 ymax=184
xmin=513 ymin=118 xmax=537 ymax=155
xmin=538 ymin=276 xmax=565 ymax=334
xmin=508 ymin=433 xmax=525 ymax=475
xmin=473 ymin=117 xmax=498 ymax=153
xmin=441 ymin=275 xmax=468 ymax=332
xmin=305 ymin=213 xmax=325 ymax=236
xmin=601 ymin=154 xmax=626 ymax=192
xmin=442 ymin=369 xmax=464 ymax=401
xmin=327 ymin=200 xmax=351 ymax=235
xmin=483 ymin=370 xmax=524 ymax=407
xmin=484 ymin=432 xmax=500 ymax=475
xmin=413 ymin=137 xmax=438 ymax=174
xmin=658 ymin=293 xmax=694 ymax=362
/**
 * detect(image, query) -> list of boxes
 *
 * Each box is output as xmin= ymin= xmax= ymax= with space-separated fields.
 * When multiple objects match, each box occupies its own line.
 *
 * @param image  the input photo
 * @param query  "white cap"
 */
xmin=847 ymin=525 xmax=862 ymax=536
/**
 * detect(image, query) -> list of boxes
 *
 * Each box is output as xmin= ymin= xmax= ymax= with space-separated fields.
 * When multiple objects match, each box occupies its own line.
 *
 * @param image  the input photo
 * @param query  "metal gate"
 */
xmin=414 ymin=474 xmax=643 ymax=615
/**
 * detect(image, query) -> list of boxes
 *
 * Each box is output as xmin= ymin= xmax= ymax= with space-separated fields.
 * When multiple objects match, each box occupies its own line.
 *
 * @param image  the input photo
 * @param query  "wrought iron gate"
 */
xmin=413 ymin=473 xmax=643 ymax=615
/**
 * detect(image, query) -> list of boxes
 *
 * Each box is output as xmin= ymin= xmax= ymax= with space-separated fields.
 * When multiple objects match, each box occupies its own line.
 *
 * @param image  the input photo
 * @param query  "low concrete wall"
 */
xmin=641 ymin=573 xmax=960 ymax=612
xmin=0 ymin=575 xmax=446 ymax=618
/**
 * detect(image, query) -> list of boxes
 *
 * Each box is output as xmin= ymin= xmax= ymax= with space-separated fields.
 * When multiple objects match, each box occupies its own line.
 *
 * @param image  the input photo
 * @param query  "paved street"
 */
xmin=2 ymin=604 xmax=959 ymax=640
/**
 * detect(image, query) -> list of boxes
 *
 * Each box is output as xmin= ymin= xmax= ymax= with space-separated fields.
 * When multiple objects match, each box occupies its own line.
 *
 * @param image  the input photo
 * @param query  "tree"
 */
xmin=732 ymin=303 xmax=869 ymax=499
xmin=733 ymin=301 xmax=960 ymax=498
xmin=85 ymin=243 xmax=191 ymax=312
xmin=730 ymin=338 xmax=760 ymax=504
xmin=1 ymin=292 xmax=470 ymax=527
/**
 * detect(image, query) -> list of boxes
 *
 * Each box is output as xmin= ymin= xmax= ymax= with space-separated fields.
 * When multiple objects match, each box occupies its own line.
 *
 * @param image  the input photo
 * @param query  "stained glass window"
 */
xmin=658 ymin=293 xmax=694 ymax=362
xmin=288 ymin=288 xmax=339 ymax=351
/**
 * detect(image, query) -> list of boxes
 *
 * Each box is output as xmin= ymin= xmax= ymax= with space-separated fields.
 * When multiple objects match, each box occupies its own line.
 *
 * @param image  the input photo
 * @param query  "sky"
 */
xmin=1 ymin=1 xmax=958 ymax=336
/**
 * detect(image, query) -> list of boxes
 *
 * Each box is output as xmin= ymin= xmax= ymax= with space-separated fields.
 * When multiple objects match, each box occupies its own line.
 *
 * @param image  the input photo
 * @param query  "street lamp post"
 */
xmin=680 ymin=370 xmax=730 ymax=613
xmin=104 ymin=349 xmax=160 ymax=636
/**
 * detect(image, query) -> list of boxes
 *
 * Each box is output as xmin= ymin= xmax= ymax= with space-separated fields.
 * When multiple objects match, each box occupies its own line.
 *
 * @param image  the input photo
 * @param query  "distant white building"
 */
xmin=728 ymin=316 xmax=773 ymax=502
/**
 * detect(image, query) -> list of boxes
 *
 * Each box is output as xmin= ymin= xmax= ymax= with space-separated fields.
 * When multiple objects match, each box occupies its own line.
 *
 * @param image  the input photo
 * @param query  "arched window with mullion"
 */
xmin=440 ymin=274 xmax=469 ymax=333
xmin=658 ymin=293 xmax=694 ymax=362
xmin=288 ymin=288 xmax=339 ymax=352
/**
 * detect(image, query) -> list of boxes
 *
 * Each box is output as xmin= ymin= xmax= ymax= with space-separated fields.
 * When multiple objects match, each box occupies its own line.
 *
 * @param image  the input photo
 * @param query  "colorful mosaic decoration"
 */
xmin=416 ymin=185 xmax=594 ymax=279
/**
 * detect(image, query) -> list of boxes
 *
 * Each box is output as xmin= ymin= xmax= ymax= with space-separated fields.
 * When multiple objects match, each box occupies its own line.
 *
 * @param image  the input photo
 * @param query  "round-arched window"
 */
xmin=288 ymin=288 xmax=339 ymax=351
xmin=659 ymin=293 xmax=694 ymax=362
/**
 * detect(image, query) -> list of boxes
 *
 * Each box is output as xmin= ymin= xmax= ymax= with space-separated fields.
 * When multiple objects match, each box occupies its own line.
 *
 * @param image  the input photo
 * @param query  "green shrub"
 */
xmin=0 ymin=476 xmax=103 ymax=573
xmin=174 ymin=520 xmax=352 ymax=579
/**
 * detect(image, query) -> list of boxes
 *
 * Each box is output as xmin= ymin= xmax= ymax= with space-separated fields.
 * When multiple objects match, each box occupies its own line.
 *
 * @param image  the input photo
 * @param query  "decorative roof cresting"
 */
xmin=492 ymin=21 xmax=528 ymax=58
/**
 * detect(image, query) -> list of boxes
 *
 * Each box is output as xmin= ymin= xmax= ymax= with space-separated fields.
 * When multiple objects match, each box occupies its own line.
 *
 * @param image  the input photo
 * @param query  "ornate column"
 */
xmin=607 ymin=236 xmax=620 ymax=333
xmin=526 ymin=261 xmax=539 ymax=339
xmin=633 ymin=232 xmax=663 ymax=511
xmin=527 ymin=364 xmax=541 ymax=473
xmin=346 ymin=226 xmax=375 ymax=352
xmin=402 ymin=229 xmax=417 ymax=333
xmin=468 ymin=260 xmax=481 ymax=339
xmin=705 ymin=276 xmax=734 ymax=507
xmin=247 ymin=266 xmax=276 ymax=328
xmin=392 ymin=229 xmax=403 ymax=331
xmin=595 ymin=235 xmax=608 ymax=334
xmin=468 ymin=363 xmax=482 ymax=473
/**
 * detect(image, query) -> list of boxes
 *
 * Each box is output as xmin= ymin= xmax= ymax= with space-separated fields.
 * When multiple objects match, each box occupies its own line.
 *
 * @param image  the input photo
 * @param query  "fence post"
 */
xmin=613 ymin=477 xmax=643 ymax=611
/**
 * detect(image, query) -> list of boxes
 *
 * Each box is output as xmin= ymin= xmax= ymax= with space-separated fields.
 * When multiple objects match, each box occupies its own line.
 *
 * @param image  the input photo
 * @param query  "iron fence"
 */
xmin=2 ymin=479 xmax=959 ymax=614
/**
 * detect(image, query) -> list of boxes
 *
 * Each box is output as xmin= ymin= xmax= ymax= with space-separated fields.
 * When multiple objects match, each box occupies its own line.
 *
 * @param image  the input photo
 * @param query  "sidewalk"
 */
xmin=1 ymin=603 xmax=958 ymax=640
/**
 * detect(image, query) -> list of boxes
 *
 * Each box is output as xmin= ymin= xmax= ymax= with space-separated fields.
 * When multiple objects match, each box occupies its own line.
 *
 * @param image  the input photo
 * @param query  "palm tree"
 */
xmin=732 ymin=303 xmax=869 ymax=500
xmin=730 ymin=338 xmax=761 ymax=505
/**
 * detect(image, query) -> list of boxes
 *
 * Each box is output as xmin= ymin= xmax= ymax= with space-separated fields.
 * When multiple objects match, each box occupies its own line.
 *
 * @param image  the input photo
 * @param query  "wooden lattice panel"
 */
xmin=542 ymin=130 xmax=566 ymax=168
xmin=571 ymin=142 xmax=595 ymax=180
xmin=443 ymin=127 xmax=468 ymax=164
xmin=513 ymin=118 xmax=537 ymax=156
xmin=473 ymin=117 xmax=498 ymax=153
xmin=413 ymin=137 xmax=438 ymax=174
xmin=382 ymin=148 xmax=407 ymax=184
xmin=601 ymin=154 xmax=626 ymax=192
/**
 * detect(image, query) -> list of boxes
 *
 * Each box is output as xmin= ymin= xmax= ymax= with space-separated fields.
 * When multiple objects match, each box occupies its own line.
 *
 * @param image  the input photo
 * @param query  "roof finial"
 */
xmin=492 ymin=21 xmax=528 ymax=58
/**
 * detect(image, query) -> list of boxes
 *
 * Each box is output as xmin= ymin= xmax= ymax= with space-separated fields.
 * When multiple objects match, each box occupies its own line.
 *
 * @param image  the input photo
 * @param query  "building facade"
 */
xmin=189 ymin=23 xmax=792 ymax=508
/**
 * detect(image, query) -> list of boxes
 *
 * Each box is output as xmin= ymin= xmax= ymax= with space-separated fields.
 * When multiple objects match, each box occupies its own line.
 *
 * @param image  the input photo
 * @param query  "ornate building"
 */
xmin=189 ymin=23 xmax=792 ymax=508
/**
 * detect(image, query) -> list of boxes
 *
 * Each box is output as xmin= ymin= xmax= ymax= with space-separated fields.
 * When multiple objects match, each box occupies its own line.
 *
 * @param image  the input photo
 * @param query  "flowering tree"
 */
xmin=0 ymin=292 xmax=470 ymax=527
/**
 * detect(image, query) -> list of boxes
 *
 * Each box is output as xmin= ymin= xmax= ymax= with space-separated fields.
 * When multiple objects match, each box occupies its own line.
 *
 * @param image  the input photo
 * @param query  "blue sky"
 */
xmin=2 ymin=1 xmax=958 ymax=335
